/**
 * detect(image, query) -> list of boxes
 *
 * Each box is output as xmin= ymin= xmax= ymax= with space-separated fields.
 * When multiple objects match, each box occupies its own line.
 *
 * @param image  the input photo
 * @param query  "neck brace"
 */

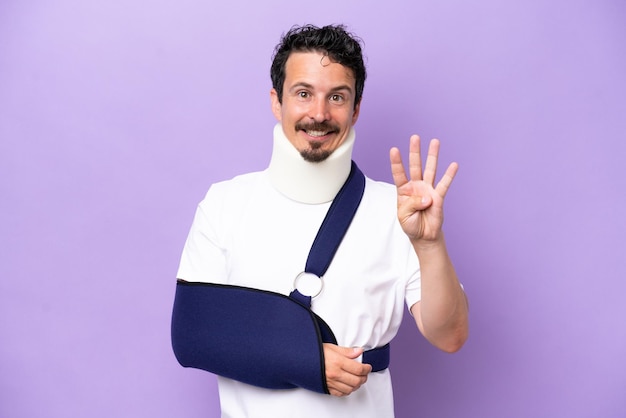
xmin=268 ymin=123 xmax=355 ymax=204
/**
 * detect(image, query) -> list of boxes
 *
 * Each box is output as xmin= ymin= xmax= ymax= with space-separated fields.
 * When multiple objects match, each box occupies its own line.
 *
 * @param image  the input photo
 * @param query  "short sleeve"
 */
xmin=403 ymin=243 xmax=421 ymax=310
xmin=176 ymin=186 xmax=229 ymax=283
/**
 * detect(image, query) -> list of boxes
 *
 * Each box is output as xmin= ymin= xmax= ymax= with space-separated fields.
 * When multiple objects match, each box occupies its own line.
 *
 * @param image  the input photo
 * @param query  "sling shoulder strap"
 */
xmin=289 ymin=161 xmax=366 ymax=307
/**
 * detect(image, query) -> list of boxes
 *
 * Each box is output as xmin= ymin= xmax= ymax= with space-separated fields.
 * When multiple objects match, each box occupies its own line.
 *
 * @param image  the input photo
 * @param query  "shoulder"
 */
xmin=202 ymin=170 xmax=267 ymax=201
xmin=195 ymin=170 xmax=269 ymax=219
xmin=364 ymin=177 xmax=396 ymax=196
xmin=208 ymin=170 xmax=266 ymax=191
xmin=355 ymin=176 xmax=398 ymax=223
xmin=363 ymin=177 xmax=397 ymax=206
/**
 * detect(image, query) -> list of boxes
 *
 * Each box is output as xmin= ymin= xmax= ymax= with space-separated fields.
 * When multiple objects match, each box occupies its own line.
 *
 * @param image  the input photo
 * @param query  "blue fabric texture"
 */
xmin=304 ymin=161 xmax=366 ymax=277
xmin=172 ymin=281 xmax=337 ymax=393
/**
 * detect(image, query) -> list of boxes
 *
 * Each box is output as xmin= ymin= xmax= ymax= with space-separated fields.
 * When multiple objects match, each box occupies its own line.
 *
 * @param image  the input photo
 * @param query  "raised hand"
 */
xmin=389 ymin=135 xmax=458 ymax=243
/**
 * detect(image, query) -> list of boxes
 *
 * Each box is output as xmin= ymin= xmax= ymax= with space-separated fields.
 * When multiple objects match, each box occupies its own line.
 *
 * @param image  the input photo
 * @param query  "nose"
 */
xmin=310 ymin=97 xmax=330 ymax=122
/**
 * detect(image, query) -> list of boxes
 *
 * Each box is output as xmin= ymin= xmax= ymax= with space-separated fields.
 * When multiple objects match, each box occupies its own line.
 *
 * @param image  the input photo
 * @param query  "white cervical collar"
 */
xmin=268 ymin=123 xmax=355 ymax=204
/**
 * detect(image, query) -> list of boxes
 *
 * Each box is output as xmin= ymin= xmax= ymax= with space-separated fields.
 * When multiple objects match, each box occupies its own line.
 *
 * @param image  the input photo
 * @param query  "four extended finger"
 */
xmin=392 ymin=136 xmax=457 ymax=199
xmin=408 ymin=134 xmax=423 ymax=181
xmin=435 ymin=162 xmax=459 ymax=198
xmin=389 ymin=147 xmax=409 ymax=188
xmin=422 ymin=139 xmax=440 ymax=186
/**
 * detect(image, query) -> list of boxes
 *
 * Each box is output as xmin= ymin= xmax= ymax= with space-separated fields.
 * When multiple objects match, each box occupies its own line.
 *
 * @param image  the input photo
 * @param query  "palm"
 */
xmin=390 ymin=136 xmax=457 ymax=243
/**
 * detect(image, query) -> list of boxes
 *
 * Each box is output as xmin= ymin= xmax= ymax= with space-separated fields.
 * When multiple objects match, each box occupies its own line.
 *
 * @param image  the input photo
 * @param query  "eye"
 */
xmin=330 ymin=94 xmax=344 ymax=103
xmin=297 ymin=91 xmax=310 ymax=99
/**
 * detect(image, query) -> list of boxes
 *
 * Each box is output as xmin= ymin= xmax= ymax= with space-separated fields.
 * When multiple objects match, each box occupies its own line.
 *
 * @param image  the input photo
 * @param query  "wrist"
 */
xmin=411 ymin=234 xmax=447 ymax=255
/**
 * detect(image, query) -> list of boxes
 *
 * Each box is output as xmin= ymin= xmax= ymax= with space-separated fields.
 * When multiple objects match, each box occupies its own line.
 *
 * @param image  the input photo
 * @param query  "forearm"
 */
xmin=411 ymin=234 xmax=469 ymax=352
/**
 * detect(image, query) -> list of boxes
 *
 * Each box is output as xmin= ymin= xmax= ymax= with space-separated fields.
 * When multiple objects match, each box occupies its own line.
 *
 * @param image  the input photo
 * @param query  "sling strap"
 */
xmin=289 ymin=161 xmax=365 ymax=307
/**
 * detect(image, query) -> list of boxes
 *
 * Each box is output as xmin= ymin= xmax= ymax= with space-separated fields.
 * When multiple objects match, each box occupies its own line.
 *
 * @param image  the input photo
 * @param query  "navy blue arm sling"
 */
xmin=171 ymin=162 xmax=390 ymax=394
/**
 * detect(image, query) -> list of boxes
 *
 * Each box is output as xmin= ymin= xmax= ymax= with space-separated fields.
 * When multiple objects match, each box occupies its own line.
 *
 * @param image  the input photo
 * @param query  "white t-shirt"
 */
xmin=177 ymin=170 xmax=421 ymax=418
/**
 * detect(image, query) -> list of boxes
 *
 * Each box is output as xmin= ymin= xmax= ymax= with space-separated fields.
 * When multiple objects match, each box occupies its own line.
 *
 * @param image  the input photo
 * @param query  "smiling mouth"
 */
xmin=295 ymin=123 xmax=338 ymax=140
xmin=305 ymin=130 xmax=332 ymax=137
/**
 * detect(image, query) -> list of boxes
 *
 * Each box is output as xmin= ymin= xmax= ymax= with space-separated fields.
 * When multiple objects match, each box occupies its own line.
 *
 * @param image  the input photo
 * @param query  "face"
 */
xmin=270 ymin=51 xmax=361 ymax=162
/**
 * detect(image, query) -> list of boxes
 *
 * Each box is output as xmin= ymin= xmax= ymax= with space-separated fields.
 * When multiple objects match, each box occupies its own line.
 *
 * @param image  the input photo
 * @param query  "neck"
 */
xmin=268 ymin=123 xmax=355 ymax=204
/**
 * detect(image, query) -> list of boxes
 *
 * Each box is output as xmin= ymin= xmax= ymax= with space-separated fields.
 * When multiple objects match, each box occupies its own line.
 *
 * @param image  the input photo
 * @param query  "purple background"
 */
xmin=1 ymin=1 xmax=625 ymax=417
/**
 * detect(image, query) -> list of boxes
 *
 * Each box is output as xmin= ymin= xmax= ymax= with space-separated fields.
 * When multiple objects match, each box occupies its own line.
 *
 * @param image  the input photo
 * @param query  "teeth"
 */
xmin=306 ymin=130 xmax=329 ymax=137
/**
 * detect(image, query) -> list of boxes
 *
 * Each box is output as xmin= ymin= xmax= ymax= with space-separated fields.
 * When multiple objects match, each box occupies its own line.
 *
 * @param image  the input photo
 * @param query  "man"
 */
xmin=173 ymin=24 xmax=468 ymax=417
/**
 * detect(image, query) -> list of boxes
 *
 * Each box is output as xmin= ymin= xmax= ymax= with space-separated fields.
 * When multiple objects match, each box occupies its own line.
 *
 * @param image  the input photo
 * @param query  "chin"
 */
xmin=300 ymin=148 xmax=332 ymax=163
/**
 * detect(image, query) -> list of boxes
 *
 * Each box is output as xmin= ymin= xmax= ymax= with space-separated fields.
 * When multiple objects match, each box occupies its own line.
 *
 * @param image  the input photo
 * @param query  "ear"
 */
xmin=351 ymin=101 xmax=361 ymax=126
xmin=270 ymin=89 xmax=282 ymax=121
